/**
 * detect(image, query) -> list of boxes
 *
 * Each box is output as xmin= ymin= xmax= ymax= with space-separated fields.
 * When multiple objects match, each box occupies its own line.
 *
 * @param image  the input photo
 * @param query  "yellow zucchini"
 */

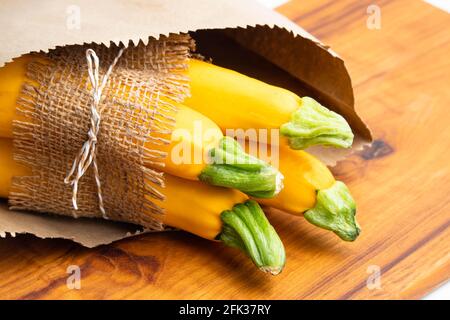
xmin=185 ymin=59 xmax=354 ymax=149
xmin=254 ymin=144 xmax=359 ymax=241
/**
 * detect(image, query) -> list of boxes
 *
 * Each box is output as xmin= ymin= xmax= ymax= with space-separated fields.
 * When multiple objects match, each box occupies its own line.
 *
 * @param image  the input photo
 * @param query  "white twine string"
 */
xmin=64 ymin=47 xmax=125 ymax=219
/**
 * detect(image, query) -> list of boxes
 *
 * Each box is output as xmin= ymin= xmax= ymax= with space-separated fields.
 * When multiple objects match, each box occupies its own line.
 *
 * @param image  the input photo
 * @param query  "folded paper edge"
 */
xmin=0 ymin=202 xmax=152 ymax=247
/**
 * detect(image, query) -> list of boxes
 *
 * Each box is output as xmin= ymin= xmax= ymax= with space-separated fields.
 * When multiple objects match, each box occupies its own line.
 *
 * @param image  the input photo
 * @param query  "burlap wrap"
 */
xmin=9 ymin=34 xmax=194 ymax=230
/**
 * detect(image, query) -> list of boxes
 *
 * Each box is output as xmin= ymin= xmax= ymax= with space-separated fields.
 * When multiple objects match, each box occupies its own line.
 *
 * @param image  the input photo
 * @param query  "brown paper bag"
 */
xmin=0 ymin=0 xmax=371 ymax=247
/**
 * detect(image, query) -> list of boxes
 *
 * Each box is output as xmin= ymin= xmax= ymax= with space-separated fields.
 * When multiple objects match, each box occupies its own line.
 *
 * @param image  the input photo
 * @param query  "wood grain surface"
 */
xmin=0 ymin=0 xmax=449 ymax=299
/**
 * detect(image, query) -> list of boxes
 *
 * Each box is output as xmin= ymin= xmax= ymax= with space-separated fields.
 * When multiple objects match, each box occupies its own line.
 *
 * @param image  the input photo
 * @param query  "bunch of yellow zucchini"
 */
xmin=0 ymin=54 xmax=359 ymax=276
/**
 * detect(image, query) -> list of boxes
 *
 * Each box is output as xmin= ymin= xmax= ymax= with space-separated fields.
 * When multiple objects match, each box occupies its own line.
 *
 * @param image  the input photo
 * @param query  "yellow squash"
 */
xmin=257 ymin=146 xmax=335 ymax=214
xmin=0 ymin=138 xmax=285 ymax=274
xmin=185 ymin=59 xmax=354 ymax=150
xmin=249 ymin=143 xmax=359 ymax=241
xmin=0 ymin=55 xmax=282 ymax=198
xmin=0 ymin=55 xmax=34 ymax=137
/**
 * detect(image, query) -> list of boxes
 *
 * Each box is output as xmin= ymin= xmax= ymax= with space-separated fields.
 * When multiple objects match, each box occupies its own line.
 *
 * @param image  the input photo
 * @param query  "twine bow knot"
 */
xmin=64 ymin=47 xmax=125 ymax=218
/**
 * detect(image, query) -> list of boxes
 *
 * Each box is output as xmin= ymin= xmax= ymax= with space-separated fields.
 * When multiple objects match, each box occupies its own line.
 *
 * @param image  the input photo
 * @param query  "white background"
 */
xmin=255 ymin=0 xmax=450 ymax=300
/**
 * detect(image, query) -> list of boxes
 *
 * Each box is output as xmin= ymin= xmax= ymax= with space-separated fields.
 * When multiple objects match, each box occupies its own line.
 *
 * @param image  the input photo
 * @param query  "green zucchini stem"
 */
xmin=304 ymin=181 xmax=360 ymax=241
xmin=280 ymin=97 xmax=354 ymax=149
xmin=219 ymin=200 xmax=286 ymax=275
xmin=199 ymin=137 xmax=284 ymax=198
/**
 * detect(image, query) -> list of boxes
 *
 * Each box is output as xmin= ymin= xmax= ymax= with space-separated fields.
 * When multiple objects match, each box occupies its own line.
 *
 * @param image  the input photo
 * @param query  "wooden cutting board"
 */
xmin=0 ymin=0 xmax=449 ymax=299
